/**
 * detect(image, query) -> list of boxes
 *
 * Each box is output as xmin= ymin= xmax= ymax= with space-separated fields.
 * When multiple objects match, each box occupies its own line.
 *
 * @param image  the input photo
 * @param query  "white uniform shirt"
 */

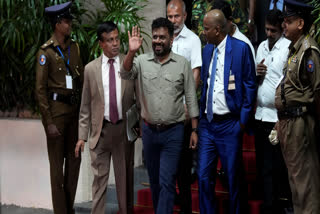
xmin=206 ymin=35 xmax=230 ymax=115
xmin=101 ymin=54 xmax=123 ymax=121
xmin=232 ymin=24 xmax=256 ymax=63
xmin=172 ymin=25 xmax=202 ymax=69
xmin=255 ymin=36 xmax=291 ymax=122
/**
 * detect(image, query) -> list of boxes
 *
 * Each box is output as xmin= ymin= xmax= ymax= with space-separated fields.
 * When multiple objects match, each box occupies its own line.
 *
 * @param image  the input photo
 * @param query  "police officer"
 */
xmin=274 ymin=0 xmax=320 ymax=213
xmin=35 ymin=2 xmax=83 ymax=214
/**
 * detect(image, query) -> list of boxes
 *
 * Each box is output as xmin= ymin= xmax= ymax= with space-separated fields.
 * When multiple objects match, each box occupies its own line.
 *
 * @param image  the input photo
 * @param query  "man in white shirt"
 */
xmin=254 ymin=9 xmax=292 ymax=214
xmin=213 ymin=0 xmax=256 ymax=62
xmin=167 ymin=0 xmax=202 ymax=213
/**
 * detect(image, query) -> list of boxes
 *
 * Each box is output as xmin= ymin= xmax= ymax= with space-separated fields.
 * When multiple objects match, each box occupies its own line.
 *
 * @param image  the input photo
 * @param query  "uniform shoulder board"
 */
xmin=303 ymin=38 xmax=311 ymax=50
xmin=40 ymin=39 xmax=54 ymax=49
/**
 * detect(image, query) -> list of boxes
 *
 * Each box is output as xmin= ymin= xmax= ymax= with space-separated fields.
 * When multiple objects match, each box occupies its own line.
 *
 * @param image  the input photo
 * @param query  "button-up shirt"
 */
xmin=101 ymin=54 xmax=123 ymax=121
xmin=172 ymin=25 xmax=202 ymax=69
xmin=120 ymin=51 xmax=199 ymax=124
xmin=255 ymin=36 xmax=290 ymax=122
xmin=206 ymin=35 xmax=230 ymax=115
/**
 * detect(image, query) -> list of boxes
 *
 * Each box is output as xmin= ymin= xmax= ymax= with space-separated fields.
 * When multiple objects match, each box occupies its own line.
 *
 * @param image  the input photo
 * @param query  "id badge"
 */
xmin=228 ymin=74 xmax=236 ymax=90
xmin=66 ymin=75 xmax=73 ymax=89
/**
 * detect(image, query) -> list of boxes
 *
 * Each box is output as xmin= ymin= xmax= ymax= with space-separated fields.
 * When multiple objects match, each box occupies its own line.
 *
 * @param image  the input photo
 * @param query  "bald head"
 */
xmin=167 ymin=0 xmax=187 ymax=36
xmin=203 ymin=9 xmax=228 ymax=45
xmin=167 ymin=0 xmax=186 ymax=13
xmin=204 ymin=9 xmax=227 ymax=33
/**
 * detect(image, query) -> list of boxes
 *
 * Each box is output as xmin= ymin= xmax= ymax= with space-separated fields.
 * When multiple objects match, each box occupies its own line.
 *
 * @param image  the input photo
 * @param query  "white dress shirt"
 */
xmin=172 ymin=25 xmax=202 ymax=69
xmin=255 ymin=36 xmax=290 ymax=122
xmin=102 ymin=54 xmax=123 ymax=121
xmin=232 ymin=24 xmax=256 ymax=63
xmin=206 ymin=35 xmax=230 ymax=115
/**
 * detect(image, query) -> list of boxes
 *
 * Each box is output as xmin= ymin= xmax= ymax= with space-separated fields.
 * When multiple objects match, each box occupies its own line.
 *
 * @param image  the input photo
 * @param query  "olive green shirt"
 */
xmin=35 ymin=35 xmax=84 ymax=125
xmin=275 ymin=34 xmax=320 ymax=111
xmin=120 ymin=51 xmax=199 ymax=125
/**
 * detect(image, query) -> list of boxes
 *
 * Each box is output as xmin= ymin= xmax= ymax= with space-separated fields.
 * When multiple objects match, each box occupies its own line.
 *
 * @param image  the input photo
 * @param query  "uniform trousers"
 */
xmin=142 ymin=122 xmax=184 ymax=214
xmin=90 ymin=120 xmax=134 ymax=214
xmin=277 ymin=115 xmax=320 ymax=214
xmin=198 ymin=117 xmax=243 ymax=214
xmin=46 ymin=114 xmax=81 ymax=214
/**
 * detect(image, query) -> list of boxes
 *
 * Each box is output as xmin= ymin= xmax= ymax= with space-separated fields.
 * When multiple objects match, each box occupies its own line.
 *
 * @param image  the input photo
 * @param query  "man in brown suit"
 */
xmin=75 ymin=21 xmax=136 ymax=214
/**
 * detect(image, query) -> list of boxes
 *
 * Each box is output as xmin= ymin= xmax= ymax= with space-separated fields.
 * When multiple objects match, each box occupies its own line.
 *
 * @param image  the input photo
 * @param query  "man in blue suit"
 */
xmin=197 ymin=9 xmax=256 ymax=214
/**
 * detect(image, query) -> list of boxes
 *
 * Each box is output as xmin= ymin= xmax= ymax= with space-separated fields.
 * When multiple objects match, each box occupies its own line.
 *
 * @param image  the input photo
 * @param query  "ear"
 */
xmin=98 ymin=40 xmax=103 ymax=49
xmin=297 ymin=18 xmax=304 ymax=31
xmin=183 ymin=11 xmax=187 ymax=22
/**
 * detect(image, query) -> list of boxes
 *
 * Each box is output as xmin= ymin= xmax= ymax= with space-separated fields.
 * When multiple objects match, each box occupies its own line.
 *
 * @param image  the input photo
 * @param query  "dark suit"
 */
xmin=78 ymin=54 xmax=136 ymax=214
xmin=198 ymin=36 xmax=256 ymax=214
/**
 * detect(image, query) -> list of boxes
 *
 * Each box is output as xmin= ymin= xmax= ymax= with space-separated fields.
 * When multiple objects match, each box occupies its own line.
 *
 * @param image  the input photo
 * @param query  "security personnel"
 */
xmin=274 ymin=0 xmax=320 ymax=213
xmin=35 ymin=2 xmax=83 ymax=214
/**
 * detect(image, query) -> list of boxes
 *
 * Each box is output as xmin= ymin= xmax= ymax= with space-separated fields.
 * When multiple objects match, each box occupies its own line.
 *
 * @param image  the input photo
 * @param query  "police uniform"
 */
xmin=274 ymin=1 xmax=320 ymax=213
xmin=35 ymin=2 xmax=84 ymax=214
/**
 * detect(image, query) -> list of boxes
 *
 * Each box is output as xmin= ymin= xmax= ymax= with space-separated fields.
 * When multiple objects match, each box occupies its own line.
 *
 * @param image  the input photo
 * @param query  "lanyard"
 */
xmin=57 ymin=46 xmax=71 ymax=75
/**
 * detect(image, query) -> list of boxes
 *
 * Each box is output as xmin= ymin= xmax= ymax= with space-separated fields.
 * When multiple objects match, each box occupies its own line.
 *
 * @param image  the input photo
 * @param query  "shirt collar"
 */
xmin=216 ymin=35 xmax=227 ymax=52
xmin=147 ymin=51 xmax=177 ymax=63
xmin=51 ymin=34 xmax=71 ymax=48
xmin=175 ymin=25 xmax=187 ymax=40
xmin=102 ymin=53 xmax=119 ymax=65
xmin=264 ymin=36 xmax=285 ymax=51
xmin=289 ymin=34 xmax=305 ymax=53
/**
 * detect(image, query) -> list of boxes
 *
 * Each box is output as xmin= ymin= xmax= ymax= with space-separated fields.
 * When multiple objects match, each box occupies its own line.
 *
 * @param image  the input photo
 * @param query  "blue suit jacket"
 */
xmin=199 ymin=36 xmax=256 ymax=125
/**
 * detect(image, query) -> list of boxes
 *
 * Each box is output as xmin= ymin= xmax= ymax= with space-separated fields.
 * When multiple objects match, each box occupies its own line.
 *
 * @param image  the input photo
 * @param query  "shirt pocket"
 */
xmin=163 ymin=73 xmax=183 ymax=96
xmin=142 ymin=71 xmax=158 ymax=93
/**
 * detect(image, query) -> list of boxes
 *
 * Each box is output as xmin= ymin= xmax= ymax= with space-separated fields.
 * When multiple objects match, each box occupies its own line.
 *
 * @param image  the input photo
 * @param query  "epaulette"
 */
xmin=40 ymin=39 xmax=54 ymax=49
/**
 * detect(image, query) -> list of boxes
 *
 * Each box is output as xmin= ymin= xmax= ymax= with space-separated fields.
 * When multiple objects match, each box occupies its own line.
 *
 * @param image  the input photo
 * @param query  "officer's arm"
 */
xmin=35 ymin=50 xmax=53 ymax=125
xmin=306 ymin=49 xmax=320 ymax=121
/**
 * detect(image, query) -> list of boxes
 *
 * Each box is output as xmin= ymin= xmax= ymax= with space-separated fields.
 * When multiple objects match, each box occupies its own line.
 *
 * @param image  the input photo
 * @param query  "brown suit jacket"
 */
xmin=78 ymin=53 xmax=136 ymax=149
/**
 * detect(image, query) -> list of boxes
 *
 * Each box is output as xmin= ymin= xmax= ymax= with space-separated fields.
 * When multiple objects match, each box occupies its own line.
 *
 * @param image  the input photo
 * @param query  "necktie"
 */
xmin=108 ymin=58 xmax=119 ymax=124
xmin=207 ymin=47 xmax=219 ymax=122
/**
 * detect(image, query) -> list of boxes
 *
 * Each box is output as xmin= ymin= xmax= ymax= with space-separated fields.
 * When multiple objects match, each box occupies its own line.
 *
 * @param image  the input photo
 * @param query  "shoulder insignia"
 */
xmin=39 ymin=54 xmax=46 ymax=66
xmin=41 ymin=40 xmax=54 ymax=49
xmin=307 ymin=59 xmax=314 ymax=73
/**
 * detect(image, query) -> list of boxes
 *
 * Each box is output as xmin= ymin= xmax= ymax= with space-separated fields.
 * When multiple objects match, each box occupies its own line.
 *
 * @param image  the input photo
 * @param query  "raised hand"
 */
xmin=128 ymin=26 xmax=143 ymax=53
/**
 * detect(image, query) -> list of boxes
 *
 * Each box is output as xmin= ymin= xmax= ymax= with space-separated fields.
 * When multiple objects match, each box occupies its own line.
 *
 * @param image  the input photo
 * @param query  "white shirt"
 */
xmin=255 ymin=36 xmax=290 ymax=122
xmin=232 ymin=24 xmax=256 ymax=63
xmin=206 ymin=35 xmax=230 ymax=115
xmin=101 ymin=54 xmax=123 ymax=121
xmin=172 ymin=25 xmax=202 ymax=69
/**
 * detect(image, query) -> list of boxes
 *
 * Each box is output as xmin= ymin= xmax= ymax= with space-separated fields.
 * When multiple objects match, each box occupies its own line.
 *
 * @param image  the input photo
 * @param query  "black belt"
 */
xmin=144 ymin=120 xmax=182 ymax=132
xmin=277 ymin=105 xmax=312 ymax=119
xmin=49 ymin=92 xmax=79 ymax=105
xmin=103 ymin=119 xmax=123 ymax=126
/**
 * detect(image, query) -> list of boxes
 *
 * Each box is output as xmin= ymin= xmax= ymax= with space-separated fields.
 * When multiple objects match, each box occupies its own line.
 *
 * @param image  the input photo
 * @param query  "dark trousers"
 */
xmin=46 ymin=115 xmax=81 ymax=214
xmin=254 ymin=120 xmax=291 ymax=214
xmin=142 ymin=122 xmax=184 ymax=214
xmin=198 ymin=117 xmax=243 ymax=214
xmin=177 ymin=124 xmax=193 ymax=214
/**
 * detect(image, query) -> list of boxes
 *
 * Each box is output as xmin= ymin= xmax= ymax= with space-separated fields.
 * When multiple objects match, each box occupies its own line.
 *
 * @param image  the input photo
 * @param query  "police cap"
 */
xmin=283 ymin=0 xmax=313 ymax=18
xmin=45 ymin=1 xmax=73 ymax=20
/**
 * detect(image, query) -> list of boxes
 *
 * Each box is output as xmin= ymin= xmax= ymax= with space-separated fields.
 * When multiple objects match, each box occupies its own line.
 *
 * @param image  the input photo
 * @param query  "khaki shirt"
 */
xmin=120 ymin=51 xmax=199 ymax=125
xmin=275 ymin=34 xmax=320 ymax=111
xmin=35 ymin=35 xmax=84 ymax=125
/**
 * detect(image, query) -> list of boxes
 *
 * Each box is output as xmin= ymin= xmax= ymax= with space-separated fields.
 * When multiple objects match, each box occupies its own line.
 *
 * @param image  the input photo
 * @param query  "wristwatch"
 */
xmin=191 ymin=127 xmax=198 ymax=134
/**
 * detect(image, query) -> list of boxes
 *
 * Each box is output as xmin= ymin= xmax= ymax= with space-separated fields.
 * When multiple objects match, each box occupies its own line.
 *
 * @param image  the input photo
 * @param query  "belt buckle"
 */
xmin=155 ymin=124 xmax=162 ymax=131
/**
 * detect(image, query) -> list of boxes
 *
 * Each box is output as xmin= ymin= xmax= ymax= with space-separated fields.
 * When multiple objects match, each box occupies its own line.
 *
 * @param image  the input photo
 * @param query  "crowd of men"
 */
xmin=35 ymin=0 xmax=320 ymax=214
